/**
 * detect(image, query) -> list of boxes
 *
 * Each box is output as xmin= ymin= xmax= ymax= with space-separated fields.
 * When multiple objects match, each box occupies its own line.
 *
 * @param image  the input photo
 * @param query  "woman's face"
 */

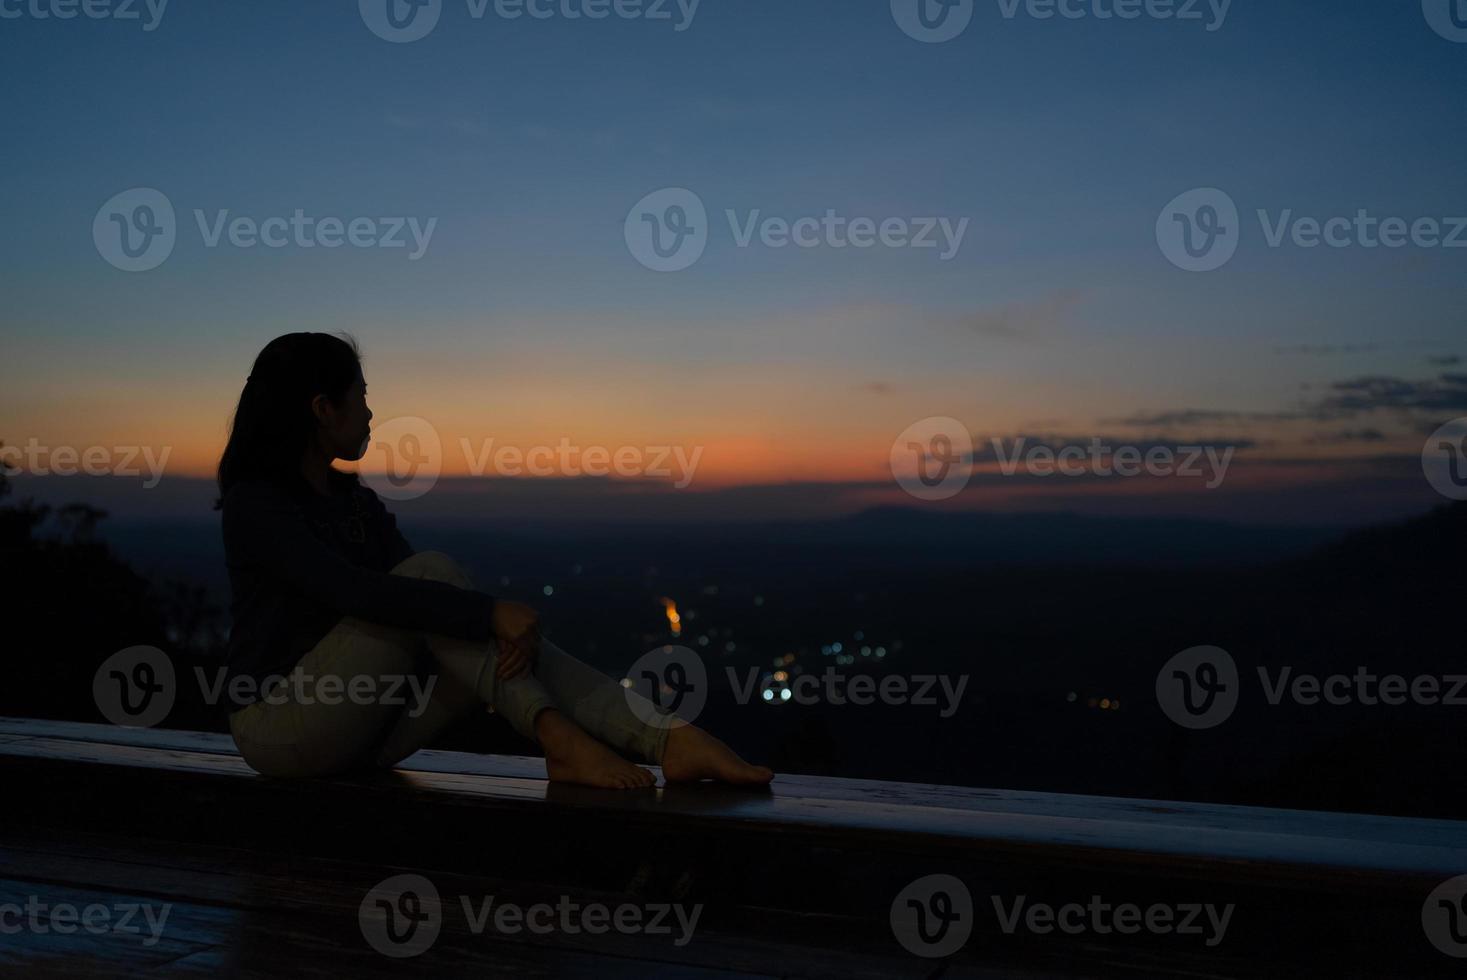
xmin=314 ymin=370 xmax=373 ymax=462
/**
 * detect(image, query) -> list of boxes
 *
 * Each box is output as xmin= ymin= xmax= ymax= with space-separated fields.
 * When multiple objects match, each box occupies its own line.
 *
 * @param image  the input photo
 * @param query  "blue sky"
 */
xmin=2 ymin=0 xmax=1464 ymax=521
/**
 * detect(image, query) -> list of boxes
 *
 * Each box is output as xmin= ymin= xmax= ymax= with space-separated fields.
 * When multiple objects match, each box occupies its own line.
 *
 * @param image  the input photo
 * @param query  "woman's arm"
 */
xmin=361 ymin=482 xmax=541 ymax=678
xmin=224 ymin=480 xmax=495 ymax=640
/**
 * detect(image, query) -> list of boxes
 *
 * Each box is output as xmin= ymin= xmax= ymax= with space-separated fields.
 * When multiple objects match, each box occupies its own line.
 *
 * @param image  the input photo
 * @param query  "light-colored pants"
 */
xmin=228 ymin=551 xmax=669 ymax=778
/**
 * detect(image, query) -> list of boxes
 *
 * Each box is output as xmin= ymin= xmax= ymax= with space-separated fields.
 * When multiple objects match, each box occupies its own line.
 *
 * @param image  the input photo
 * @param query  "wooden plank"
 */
xmin=0 ymin=877 xmax=763 ymax=980
xmin=0 ymin=832 xmax=935 ymax=980
xmin=1 ymin=724 xmax=1457 ymax=977
xmin=3 ymin=732 xmax=1465 ymax=886
xmin=5 ymin=717 xmax=1462 ymax=862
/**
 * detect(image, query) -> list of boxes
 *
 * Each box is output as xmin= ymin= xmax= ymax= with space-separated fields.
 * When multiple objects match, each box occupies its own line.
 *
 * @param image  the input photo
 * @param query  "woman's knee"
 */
xmin=390 ymin=550 xmax=473 ymax=589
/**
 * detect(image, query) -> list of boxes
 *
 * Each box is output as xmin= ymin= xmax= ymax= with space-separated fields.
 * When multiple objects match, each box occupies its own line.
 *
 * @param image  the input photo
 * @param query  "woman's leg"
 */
xmin=374 ymin=551 xmax=656 ymax=788
xmin=228 ymin=616 xmax=426 ymax=778
xmin=529 ymin=638 xmax=671 ymax=764
xmin=393 ymin=551 xmax=771 ymax=785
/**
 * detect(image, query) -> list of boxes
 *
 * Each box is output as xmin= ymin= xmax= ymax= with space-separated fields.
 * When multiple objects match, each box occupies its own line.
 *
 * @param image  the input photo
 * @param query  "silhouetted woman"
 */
xmin=217 ymin=332 xmax=772 ymax=789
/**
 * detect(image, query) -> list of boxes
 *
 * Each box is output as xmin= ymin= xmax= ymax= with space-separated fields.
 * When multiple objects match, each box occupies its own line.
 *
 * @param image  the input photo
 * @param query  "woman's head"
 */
xmin=216 ymin=333 xmax=371 ymax=505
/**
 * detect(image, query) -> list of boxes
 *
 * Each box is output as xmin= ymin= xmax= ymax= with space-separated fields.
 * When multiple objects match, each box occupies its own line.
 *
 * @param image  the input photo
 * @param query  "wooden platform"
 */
xmin=2 ymin=717 xmax=1463 ymax=977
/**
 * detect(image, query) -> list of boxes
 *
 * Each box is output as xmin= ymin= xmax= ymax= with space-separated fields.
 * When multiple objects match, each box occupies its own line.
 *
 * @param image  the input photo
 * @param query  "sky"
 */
xmin=2 ymin=0 xmax=1465 ymax=525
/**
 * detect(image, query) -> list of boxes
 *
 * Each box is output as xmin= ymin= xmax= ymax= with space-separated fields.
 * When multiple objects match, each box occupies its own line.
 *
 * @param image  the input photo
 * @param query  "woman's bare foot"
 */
xmin=662 ymin=725 xmax=774 ymax=785
xmin=536 ymin=710 xmax=655 ymax=790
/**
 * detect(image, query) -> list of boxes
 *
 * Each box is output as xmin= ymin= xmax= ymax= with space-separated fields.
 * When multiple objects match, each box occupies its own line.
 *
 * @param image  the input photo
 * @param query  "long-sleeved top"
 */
xmin=220 ymin=470 xmax=496 ymax=704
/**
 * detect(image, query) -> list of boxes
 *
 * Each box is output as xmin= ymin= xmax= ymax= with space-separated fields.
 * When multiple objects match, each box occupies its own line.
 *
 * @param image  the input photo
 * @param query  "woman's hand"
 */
xmin=492 ymin=600 xmax=540 ymax=681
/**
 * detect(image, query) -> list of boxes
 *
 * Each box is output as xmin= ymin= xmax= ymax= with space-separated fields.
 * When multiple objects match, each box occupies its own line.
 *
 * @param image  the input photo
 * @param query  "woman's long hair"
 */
xmin=215 ymin=333 xmax=362 ymax=509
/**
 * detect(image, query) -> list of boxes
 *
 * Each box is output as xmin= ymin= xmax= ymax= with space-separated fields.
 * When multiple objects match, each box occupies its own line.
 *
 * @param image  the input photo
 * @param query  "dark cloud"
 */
xmin=1274 ymin=343 xmax=1383 ymax=356
xmin=969 ymin=434 xmax=1261 ymax=462
xmin=1428 ymin=355 xmax=1463 ymax=367
xmin=1101 ymin=410 xmax=1302 ymax=427
xmin=958 ymin=289 xmax=1083 ymax=338
xmin=1305 ymin=429 xmax=1388 ymax=445
xmin=1311 ymin=374 xmax=1467 ymax=415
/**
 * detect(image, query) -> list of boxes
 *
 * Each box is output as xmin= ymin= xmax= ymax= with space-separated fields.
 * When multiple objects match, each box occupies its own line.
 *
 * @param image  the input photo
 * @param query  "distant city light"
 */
xmin=659 ymin=597 xmax=682 ymax=637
